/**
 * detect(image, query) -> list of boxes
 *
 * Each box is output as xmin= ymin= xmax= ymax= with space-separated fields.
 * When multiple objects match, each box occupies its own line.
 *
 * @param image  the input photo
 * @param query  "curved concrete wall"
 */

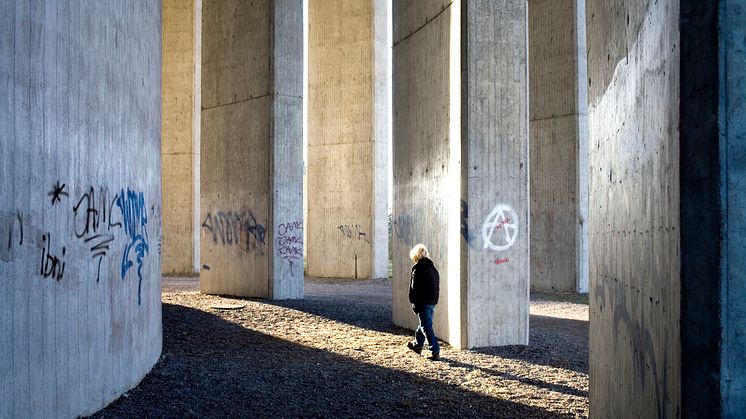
xmin=0 ymin=1 xmax=163 ymax=418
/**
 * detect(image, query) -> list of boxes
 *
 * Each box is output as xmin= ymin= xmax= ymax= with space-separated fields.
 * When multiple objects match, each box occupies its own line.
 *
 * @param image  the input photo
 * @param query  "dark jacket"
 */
xmin=409 ymin=257 xmax=440 ymax=307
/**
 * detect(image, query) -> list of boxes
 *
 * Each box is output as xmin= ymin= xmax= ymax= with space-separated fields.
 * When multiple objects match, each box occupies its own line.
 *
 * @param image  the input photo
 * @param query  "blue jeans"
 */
xmin=415 ymin=304 xmax=440 ymax=354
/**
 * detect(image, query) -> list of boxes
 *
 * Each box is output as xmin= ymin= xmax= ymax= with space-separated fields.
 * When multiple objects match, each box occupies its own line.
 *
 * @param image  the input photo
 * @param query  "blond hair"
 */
xmin=409 ymin=243 xmax=430 ymax=262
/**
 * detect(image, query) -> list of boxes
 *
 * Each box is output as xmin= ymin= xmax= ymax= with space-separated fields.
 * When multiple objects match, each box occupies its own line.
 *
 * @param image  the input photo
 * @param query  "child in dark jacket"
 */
xmin=407 ymin=243 xmax=440 ymax=360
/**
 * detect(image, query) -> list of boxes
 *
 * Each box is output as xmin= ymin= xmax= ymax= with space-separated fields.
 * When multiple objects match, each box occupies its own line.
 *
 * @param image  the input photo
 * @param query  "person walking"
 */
xmin=406 ymin=243 xmax=440 ymax=360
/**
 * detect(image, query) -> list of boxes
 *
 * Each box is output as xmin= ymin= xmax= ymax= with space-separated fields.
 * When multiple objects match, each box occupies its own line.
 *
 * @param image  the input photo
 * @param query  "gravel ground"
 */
xmin=91 ymin=277 xmax=588 ymax=418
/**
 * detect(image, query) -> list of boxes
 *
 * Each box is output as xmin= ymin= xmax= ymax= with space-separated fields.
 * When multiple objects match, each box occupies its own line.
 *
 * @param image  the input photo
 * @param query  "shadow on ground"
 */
xmin=263 ymin=292 xmax=589 ymax=375
xmin=90 ymin=303 xmax=573 ymax=418
xmin=475 ymin=315 xmax=589 ymax=375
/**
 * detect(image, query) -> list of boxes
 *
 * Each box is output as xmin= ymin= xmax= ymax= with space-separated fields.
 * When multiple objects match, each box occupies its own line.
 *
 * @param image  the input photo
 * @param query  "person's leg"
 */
xmin=422 ymin=305 xmax=440 ymax=354
xmin=414 ymin=312 xmax=427 ymax=348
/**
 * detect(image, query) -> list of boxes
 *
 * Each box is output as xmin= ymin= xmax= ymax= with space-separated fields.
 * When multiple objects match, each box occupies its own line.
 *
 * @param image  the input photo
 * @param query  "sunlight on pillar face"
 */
xmin=447 ymin=0 xmax=462 ymax=348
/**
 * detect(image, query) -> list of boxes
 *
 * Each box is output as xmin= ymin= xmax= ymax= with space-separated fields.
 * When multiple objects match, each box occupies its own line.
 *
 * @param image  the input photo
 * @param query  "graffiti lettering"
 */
xmin=48 ymin=181 xmax=68 ymax=206
xmin=202 ymin=210 xmax=266 ymax=253
xmin=393 ymin=213 xmax=414 ymax=244
xmin=495 ymin=258 xmax=510 ymax=265
xmin=1 ymin=212 xmax=24 ymax=263
xmin=72 ymin=187 xmax=120 ymax=282
xmin=116 ymin=188 xmax=149 ymax=305
xmin=6 ymin=212 xmax=23 ymax=250
xmin=40 ymin=233 xmax=66 ymax=281
xmin=277 ymin=221 xmax=303 ymax=266
xmin=278 ymin=221 xmax=302 ymax=236
xmin=337 ymin=224 xmax=370 ymax=243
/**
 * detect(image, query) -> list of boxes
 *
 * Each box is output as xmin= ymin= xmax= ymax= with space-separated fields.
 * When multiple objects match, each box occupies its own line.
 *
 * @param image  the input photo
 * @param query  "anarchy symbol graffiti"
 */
xmin=482 ymin=204 xmax=518 ymax=251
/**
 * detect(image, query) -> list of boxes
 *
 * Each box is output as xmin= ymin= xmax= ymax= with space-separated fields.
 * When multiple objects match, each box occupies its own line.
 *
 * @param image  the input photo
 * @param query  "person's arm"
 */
xmin=408 ymin=268 xmax=417 ymax=303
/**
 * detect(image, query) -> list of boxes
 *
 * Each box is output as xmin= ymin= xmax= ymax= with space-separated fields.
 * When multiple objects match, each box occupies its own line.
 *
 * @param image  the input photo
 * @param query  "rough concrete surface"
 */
xmin=586 ymin=0 xmax=680 ymax=417
xmin=720 ymin=2 xmax=746 ymax=413
xmin=462 ymin=0 xmax=529 ymax=348
xmin=0 ymin=1 xmax=163 ymax=418
xmin=392 ymin=0 xmax=530 ymax=349
xmin=392 ymin=0 xmax=454 ymax=343
xmin=162 ymin=0 xmax=200 ymax=275
xmin=528 ymin=0 xmax=588 ymax=293
xmin=199 ymin=0 xmax=303 ymax=298
xmin=307 ymin=0 xmax=389 ymax=280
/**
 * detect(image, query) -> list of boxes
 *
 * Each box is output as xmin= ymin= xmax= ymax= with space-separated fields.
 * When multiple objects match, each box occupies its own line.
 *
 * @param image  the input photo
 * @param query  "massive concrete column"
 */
xmin=306 ymin=0 xmax=389 ymax=279
xmin=162 ymin=0 xmax=201 ymax=275
xmin=528 ymin=0 xmax=589 ymax=293
xmin=586 ymin=0 xmax=680 ymax=416
xmin=392 ymin=0 xmax=529 ymax=349
xmin=200 ymin=0 xmax=303 ymax=299
xmin=589 ymin=1 xmax=746 ymax=416
xmin=717 ymin=4 xmax=746 ymax=412
xmin=0 ymin=1 xmax=162 ymax=417
xmin=679 ymin=1 xmax=746 ymax=416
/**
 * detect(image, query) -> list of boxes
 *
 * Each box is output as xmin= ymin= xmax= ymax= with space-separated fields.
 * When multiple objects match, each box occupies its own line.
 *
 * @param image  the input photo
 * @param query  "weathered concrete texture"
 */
xmin=719 ymin=1 xmax=746 ymax=414
xmin=461 ymin=0 xmax=529 ymax=348
xmin=528 ymin=0 xmax=588 ymax=293
xmin=392 ymin=0 xmax=454 ymax=344
xmin=392 ymin=0 xmax=529 ymax=349
xmin=306 ymin=0 xmax=389 ymax=280
xmin=162 ymin=0 xmax=200 ymax=275
xmin=0 ymin=1 xmax=163 ymax=418
xmin=587 ymin=0 xmax=680 ymax=417
xmin=200 ymin=0 xmax=303 ymax=298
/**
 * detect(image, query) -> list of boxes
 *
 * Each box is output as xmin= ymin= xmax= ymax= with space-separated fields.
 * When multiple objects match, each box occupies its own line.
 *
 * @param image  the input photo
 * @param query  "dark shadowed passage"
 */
xmin=90 ymin=278 xmax=588 ymax=418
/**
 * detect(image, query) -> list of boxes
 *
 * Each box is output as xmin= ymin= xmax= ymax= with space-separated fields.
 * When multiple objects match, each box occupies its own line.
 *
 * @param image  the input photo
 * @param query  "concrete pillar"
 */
xmin=528 ymin=0 xmax=589 ymax=293
xmin=392 ymin=0 xmax=528 ymax=349
xmin=162 ymin=0 xmax=201 ymax=275
xmin=306 ymin=0 xmax=389 ymax=279
xmin=0 ymin=1 xmax=162 ymax=418
xmin=680 ymin=1 xmax=746 ymax=416
xmin=589 ymin=1 xmax=746 ymax=416
xmin=586 ymin=0 xmax=679 ymax=416
xmin=718 ymin=4 xmax=746 ymax=413
xmin=200 ymin=0 xmax=303 ymax=299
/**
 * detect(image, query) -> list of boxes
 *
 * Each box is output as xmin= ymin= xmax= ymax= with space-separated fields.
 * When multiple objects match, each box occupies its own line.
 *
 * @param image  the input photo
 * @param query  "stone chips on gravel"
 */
xmin=91 ymin=278 xmax=588 ymax=418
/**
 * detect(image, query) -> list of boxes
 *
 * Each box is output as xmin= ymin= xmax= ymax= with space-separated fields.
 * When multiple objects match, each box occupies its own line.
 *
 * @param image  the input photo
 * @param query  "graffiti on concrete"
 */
xmin=494 ymin=257 xmax=510 ymax=265
xmin=40 ymin=232 xmax=66 ymax=280
xmin=116 ymin=188 xmax=150 ymax=305
xmin=8 ymin=212 xmax=23 ymax=248
xmin=4 ymin=182 xmax=156 ymax=305
xmin=460 ymin=199 xmax=475 ymax=247
xmin=278 ymin=220 xmax=303 ymax=276
xmin=0 ymin=211 xmax=25 ymax=262
xmin=202 ymin=210 xmax=266 ymax=254
xmin=482 ymin=204 xmax=518 ymax=251
xmin=72 ymin=187 xmax=119 ymax=282
xmin=48 ymin=181 xmax=68 ymax=206
xmin=393 ymin=213 xmax=414 ymax=244
xmin=278 ymin=221 xmax=303 ymax=264
xmin=337 ymin=224 xmax=370 ymax=243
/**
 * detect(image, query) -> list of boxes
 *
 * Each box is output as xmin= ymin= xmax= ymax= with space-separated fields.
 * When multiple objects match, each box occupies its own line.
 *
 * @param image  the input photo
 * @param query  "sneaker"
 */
xmin=407 ymin=341 xmax=423 ymax=355
xmin=428 ymin=353 xmax=440 ymax=361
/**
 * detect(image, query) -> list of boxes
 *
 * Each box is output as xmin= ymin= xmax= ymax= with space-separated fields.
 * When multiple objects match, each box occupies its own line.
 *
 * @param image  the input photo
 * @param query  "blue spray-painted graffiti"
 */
xmin=116 ymin=188 xmax=149 ymax=305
